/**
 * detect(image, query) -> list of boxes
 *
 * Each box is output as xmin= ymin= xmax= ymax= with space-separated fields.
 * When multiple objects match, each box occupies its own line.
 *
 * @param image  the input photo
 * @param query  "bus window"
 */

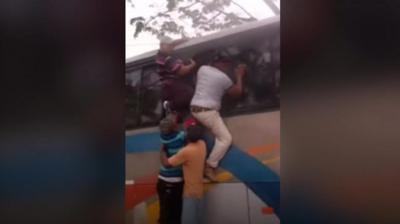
xmin=126 ymin=32 xmax=280 ymax=129
xmin=220 ymin=34 xmax=280 ymax=116
xmin=139 ymin=66 xmax=162 ymax=127
xmin=126 ymin=69 xmax=142 ymax=129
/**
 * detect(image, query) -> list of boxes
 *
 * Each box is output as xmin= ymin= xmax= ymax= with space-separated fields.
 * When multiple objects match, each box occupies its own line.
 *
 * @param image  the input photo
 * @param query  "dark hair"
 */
xmin=186 ymin=125 xmax=205 ymax=143
xmin=212 ymin=51 xmax=233 ymax=63
xmin=159 ymin=114 xmax=177 ymax=135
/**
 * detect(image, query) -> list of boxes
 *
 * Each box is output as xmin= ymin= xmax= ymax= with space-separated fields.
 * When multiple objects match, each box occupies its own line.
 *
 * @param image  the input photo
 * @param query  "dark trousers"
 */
xmin=157 ymin=179 xmax=184 ymax=224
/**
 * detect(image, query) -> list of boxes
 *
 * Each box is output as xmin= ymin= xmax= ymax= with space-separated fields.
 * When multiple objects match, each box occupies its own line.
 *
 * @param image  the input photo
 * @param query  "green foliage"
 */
xmin=130 ymin=17 xmax=145 ymax=37
xmin=166 ymin=0 xmax=177 ymax=10
xmin=129 ymin=0 xmax=257 ymax=38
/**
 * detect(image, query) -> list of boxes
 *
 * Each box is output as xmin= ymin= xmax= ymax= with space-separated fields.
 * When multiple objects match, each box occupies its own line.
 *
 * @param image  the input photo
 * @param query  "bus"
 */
xmin=126 ymin=16 xmax=280 ymax=224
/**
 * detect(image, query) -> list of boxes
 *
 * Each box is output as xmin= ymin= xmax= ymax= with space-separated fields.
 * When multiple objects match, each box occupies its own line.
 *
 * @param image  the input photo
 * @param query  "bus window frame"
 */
xmin=126 ymin=64 xmax=279 ymax=130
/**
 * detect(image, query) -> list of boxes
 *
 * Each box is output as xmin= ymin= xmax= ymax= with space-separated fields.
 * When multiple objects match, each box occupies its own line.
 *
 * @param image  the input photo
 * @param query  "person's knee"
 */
xmin=226 ymin=134 xmax=233 ymax=146
xmin=219 ymin=133 xmax=232 ymax=148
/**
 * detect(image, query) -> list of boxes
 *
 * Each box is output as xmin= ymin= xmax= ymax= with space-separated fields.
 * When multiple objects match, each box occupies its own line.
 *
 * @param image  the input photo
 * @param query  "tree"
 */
xmin=129 ymin=0 xmax=271 ymax=38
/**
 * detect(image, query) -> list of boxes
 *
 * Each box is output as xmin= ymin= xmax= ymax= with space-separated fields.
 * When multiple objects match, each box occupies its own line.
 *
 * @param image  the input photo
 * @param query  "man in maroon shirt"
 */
xmin=156 ymin=36 xmax=197 ymax=119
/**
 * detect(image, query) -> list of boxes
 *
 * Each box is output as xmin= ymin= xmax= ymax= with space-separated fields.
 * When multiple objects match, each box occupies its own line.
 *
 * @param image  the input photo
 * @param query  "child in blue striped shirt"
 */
xmin=157 ymin=113 xmax=186 ymax=224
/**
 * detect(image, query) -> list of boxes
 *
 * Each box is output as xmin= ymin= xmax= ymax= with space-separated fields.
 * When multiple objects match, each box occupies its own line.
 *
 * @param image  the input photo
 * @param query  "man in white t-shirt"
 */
xmin=190 ymin=55 xmax=247 ymax=181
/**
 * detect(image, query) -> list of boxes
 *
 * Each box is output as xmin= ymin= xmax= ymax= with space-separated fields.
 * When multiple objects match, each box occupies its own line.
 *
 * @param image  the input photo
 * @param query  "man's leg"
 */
xmin=192 ymin=110 xmax=232 ymax=180
xmin=205 ymin=111 xmax=232 ymax=168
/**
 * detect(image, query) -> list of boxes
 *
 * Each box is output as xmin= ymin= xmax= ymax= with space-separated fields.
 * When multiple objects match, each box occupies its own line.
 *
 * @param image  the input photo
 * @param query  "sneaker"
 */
xmin=204 ymin=166 xmax=218 ymax=182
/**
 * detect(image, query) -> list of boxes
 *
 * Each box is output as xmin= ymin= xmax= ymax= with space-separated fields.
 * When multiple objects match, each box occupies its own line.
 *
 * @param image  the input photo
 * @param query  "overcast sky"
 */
xmin=126 ymin=0 xmax=280 ymax=59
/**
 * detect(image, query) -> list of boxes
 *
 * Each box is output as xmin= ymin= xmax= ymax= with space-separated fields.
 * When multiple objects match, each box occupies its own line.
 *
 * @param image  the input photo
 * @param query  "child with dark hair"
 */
xmin=157 ymin=113 xmax=186 ymax=224
xmin=161 ymin=118 xmax=207 ymax=224
xmin=185 ymin=125 xmax=205 ymax=143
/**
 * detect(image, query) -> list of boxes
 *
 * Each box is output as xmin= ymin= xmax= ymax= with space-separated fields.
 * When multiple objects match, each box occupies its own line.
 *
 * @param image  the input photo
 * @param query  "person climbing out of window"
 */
xmin=190 ymin=54 xmax=248 ymax=182
xmin=156 ymin=36 xmax=197 ymax=120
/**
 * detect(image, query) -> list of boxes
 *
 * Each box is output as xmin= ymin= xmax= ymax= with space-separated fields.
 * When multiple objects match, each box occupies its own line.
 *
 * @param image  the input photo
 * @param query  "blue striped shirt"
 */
xmin=159 ymin=131 xmax=185 ymax=179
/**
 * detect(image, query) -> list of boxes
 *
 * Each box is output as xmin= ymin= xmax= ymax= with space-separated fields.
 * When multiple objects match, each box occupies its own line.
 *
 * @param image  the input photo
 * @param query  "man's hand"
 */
xmin=228 ymin=64 xmax=247 ymax=97
xmin=234 ymin=64 xmax=247 ymax=78
xmin=177 ymin=58 xmax=196 ymax=76
xmin=189 ymin=59 xmax=196 ymax=66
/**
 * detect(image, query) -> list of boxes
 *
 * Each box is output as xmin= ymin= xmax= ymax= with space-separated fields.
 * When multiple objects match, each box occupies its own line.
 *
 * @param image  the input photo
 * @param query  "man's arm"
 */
xmin=227 ymin=64 xmax=247 ymax=97
xmin=176 ymin=59 xmax=196 ymax=77
xmin=167 ymin=148 xmax=187 ymax=167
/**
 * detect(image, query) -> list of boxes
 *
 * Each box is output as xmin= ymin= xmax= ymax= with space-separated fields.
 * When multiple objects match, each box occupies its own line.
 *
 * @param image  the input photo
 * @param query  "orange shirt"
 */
xmin=168 ymin=140 xmax=207 ymax=198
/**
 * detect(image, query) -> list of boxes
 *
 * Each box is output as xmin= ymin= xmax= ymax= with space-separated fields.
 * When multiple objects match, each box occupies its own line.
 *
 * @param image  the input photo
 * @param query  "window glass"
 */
xmin=218 ymin=33 xmax=280 ymax=116
xmin=126 ymin=69 xmax=141 ymax=129
xmin=126 ymin=32 xmax=280 ymax=130
xmin=139 ymin=66 xmax=162 ymax=127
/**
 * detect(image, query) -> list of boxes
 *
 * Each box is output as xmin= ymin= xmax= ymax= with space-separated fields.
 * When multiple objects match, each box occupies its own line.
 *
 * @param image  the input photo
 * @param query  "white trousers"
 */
xmin=192 ymin=110 xmax=232 ymax=168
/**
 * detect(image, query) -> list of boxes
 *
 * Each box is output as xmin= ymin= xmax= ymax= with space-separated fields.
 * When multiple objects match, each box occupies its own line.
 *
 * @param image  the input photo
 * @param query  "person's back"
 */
xmin=177 ymin=139 xmax=206 ymax=198
xmin=191 ymin=65 xmax=233 ymax=111
xmin=166 ymin=124 xmax=207 ymax=199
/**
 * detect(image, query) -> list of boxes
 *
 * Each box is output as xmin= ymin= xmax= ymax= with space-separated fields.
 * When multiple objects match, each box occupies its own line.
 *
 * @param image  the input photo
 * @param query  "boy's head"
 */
xmin=186 ymin=124 xmax=205 ymax=143
xmin=159 ymin=113 xmax=178 ymax=135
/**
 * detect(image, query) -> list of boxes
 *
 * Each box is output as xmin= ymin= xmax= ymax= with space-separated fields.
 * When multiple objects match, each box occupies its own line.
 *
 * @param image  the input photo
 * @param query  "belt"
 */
xmin=190 ymin=105 xmax=213 ymax=113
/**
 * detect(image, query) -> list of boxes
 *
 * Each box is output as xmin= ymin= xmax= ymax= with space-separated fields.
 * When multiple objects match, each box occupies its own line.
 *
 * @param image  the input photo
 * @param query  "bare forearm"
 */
xmin=228 ymin=76 xmax=244 ymax=97
xmin=187 ymin=62 xmax=196 ymax=71
xmin=228 ymin=63 xmax=247 ymax=96
xmin=177 ymin=60 xmax=196 ymax=76
xmin=235 ymin=76 xmax=243 ymax=94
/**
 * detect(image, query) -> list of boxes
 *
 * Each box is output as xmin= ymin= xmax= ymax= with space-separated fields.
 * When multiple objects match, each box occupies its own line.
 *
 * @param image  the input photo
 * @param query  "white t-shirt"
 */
xmin=190 ymin=65 xmax=233 ymax=110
